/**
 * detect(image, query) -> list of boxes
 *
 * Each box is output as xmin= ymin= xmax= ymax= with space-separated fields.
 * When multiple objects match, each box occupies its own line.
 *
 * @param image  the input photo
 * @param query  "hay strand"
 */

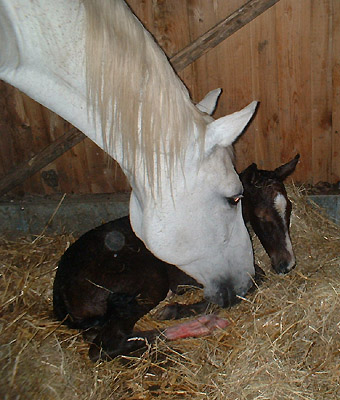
xmin=0 ymin=185 xmax=339 ymax=399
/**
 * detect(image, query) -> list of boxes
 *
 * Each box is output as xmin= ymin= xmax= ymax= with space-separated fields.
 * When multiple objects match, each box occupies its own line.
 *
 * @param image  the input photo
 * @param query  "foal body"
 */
xmin=53 ymin=216 xmax=200 ymax=361
xmin=53 ymin=155 xmax=299 ymax=361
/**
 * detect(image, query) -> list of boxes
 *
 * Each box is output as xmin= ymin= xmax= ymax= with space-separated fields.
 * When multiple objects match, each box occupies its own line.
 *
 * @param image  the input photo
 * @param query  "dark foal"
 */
xmin=53 ymin=217 xmax=211 ymax=362
xmin=53 ymin=155 xmax=299 ymax=362
xmin=240 ymin=154 xmax=300 ymax=274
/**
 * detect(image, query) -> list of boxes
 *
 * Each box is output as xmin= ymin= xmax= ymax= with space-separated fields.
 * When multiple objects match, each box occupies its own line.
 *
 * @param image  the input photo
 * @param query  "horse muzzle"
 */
xmin=272 ymin=257 xmax=296 ymax=274
xmin=204 ymin=275 xmax=254 ymax=308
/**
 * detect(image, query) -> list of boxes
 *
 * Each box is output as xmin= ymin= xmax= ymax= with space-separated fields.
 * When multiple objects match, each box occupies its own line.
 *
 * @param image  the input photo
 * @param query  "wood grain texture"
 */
xmin=171 ymin=0 xmax=280 ymax=71
xmin=311 ymin=0 xmax=332 ymax=184
xmin=0 ymin=128 xmax=84 ymax=196
xmin=332 ymin=0 xmax=340 ymax=183
xmin=275 ymin=0 xmax=312 ymax=183
xmin=0 ymin=0 xmax=340 ymax=197
xmin=249 ymin=5 xmax=280 ymax=170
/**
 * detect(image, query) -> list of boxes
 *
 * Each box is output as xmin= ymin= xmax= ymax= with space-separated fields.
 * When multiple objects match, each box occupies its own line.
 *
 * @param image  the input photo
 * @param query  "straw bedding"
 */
xmin=1 ymin=186 xmax=339 ymax=400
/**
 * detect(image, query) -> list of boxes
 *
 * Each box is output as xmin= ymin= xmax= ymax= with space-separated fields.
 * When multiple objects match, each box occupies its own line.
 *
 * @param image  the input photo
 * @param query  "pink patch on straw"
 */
xmin=164 ymin=314 xmax=229 ymax=340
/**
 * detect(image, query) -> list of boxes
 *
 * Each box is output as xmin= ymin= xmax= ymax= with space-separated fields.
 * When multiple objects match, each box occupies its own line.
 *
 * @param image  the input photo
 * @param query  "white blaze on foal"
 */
xmin=274 ymin=193 xmax=287 ymax=220
xmin=274 ymin=193 xmax=295 ymax=272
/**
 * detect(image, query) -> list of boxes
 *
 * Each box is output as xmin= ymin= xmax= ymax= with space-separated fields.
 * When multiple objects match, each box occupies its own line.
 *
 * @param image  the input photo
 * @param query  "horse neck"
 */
xmin=0 ymin=0 xmax=103 ymax=146
xmin=0 ymin=0 xmax=205 ymax=196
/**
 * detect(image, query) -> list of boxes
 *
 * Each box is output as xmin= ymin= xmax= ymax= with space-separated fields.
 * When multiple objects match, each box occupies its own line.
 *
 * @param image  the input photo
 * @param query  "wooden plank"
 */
xmin=20 ymin=93 xmax=58 ymax=194
xmin=311 ymin=0 xmax=332 ymax=184
xmin=226 ymin=24 xmax=255 ymax=173
xmin=275 ymin=0 xmax=312 ymax=183
xmin=152 ymin=0 xmax=196 ymax=95
xmin=250 ymin=4 xmax=280 ymax=171
xmin=332 ymin=0 xmax=340 ymax=183
xmin=0 ymin=84 xmax=20 ymax=177
xmin=149 ymin=0 xmax=190 ymax=58
xmin=0 ymin=128 xmax=85 ymax=196
xmin=171 ymin=0 xmax=280 ymax=72
xmin=181 ymin=0 xmax=245 ymax=103
xmin=180 ymin=0 xmax=234 ymax=102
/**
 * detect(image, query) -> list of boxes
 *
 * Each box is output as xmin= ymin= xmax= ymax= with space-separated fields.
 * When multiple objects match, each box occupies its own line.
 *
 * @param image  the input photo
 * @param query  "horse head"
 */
xmin=240 ymin=154 xmax=300 ymax=274
xmin=130 ymin=91 xmax=258 ymax=307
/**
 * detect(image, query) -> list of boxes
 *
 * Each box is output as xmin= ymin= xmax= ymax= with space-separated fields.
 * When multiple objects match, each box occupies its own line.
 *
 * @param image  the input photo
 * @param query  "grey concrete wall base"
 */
xmin=0 ymin=193 xmax=338 ymax=239
xmin=309 ymin=195 xmax=340 ymax=225
xmin=0 ymin=193 xmax=130 ymax=237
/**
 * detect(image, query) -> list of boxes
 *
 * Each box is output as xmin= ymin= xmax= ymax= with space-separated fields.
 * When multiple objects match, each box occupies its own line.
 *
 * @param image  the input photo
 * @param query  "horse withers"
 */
xmin=53 ymin=156 xmax=299 ymax=361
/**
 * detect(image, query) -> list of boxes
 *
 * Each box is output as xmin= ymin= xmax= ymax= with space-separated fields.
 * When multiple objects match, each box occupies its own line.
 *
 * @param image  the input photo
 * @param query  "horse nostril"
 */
xmin=205 ymin=280 xmax=242 ymax=308
xmin=274 ymin=260 xmax=295 ymax=275
xmin=211 ymin=290 xmax=237 ymax=308
xmin=223 ymin=289 xmax=241 ymax=308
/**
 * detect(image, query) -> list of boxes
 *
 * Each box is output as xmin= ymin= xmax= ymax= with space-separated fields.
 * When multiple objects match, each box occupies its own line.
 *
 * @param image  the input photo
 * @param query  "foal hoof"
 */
xmin=82 ymin=327 xmax=100 ymax=342
xmin=155 ymin=303 xmax=180 ymax=320
xmin=88 ymin=343 xmax=104 ymax=363
xmin=156 ymin=301 xmax=210 ymax=320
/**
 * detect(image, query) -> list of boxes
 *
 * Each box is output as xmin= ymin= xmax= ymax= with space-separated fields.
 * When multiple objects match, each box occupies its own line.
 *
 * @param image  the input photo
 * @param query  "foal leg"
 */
xmin=165 ymin=264 xmax=202 ymax=295
xmin=88 ymin=317 xmax=142 ymax=362
xmin=89 ymin=313 xmax=231 ymax=362
xmin=156 ymin=300 xmax=211 ymax=320
xmin=157 ymin=264 xmax=266 ymax=320
xmin=155 ymin=264 xmax=207 ymax=320
xmin=87 ymin=281 xmax=169 ymax=362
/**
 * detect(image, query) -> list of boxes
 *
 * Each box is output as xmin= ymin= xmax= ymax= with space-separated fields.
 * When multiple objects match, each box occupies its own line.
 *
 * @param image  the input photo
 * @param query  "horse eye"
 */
xmin=226 ymin=196 xmax=242 ymax=206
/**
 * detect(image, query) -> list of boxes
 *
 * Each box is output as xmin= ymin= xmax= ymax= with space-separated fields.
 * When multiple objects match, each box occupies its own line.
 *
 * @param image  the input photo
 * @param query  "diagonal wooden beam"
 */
xmin=0 ymin=128 xmax=84 ymax=196
xmin=171 ymin=0 xmax=280 ymax=71
xmin=0 ymin=0 xmax=280 ymax=196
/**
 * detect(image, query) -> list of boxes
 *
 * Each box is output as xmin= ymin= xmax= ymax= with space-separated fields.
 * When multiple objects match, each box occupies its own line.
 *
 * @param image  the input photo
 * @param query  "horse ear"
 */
xmin=196 ymin=88 xmax=222 ymax=115
xmin=274 ymin=154 xmax=300 ymax=181
xmin=240 ymin=163 xmax=258 ymax=186
xmin=205 ymin=101 xmax=258 ymax=153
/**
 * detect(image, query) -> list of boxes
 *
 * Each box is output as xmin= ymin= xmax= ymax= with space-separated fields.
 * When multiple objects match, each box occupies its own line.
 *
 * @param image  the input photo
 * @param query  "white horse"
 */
xmin=0 ymin=0 xmax=257 ymax=307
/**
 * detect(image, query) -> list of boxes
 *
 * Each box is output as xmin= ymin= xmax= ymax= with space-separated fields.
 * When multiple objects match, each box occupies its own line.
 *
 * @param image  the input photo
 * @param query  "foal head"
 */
xmin=240 ymin=154 xmax=300 ymax=274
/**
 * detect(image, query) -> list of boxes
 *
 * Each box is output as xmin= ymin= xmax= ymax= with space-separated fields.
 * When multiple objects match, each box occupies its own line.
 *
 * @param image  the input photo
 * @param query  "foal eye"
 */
xmin=226 ymin=196 xmax=242 ymax=206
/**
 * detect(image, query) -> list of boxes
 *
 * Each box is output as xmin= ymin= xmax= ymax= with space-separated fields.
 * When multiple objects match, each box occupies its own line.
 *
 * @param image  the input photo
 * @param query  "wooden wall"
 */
xmin=0 ymin=0 xmax=339 ymax=196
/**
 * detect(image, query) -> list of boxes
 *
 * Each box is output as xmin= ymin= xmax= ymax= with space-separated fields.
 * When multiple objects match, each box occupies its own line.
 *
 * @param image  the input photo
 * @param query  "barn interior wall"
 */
xmin=0 ymin=0 xmax=339 ymax=197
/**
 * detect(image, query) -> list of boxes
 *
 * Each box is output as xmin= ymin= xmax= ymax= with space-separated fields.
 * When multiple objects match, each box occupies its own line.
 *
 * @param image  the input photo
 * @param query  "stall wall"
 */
xmin=0 ymin=0 xmax=339 ymax=196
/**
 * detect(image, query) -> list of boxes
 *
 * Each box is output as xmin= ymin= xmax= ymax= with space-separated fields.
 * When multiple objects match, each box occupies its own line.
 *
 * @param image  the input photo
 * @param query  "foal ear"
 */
xmin=196 ymin=88 xmax=222 ymax=115
xmin=239 ymin=163 xmax=258 ymax=186
xmin=205 ymin=101 xmax=258 ymax=153
xmin=274 ymin=154 xmax=300 ymax=181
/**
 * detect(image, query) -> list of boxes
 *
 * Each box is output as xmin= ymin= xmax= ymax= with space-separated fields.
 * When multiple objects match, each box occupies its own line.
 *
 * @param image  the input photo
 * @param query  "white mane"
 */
xmin=83 ymin=0 xmax=206 ymax=188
